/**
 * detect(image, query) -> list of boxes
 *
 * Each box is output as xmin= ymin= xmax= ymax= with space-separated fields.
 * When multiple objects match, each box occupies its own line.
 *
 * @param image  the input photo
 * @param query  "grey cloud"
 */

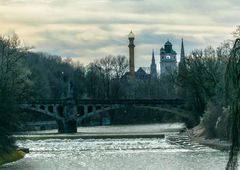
xmin=35 ymin=29 xmax=126 ymax=55
xmin=35 ymin=28 xmax=205 ymax=61
xmin=135 ymin=29 xmax=203 ymax=45
xmin=0 ymin=0 xmax=237 ymax=66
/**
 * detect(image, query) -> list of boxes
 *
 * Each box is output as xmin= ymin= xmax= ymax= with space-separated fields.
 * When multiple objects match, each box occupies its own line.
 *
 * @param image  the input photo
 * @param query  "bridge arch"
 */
xmin=20 ymin=104 xmax=63 ymax=120
xmin=77 ymin=105 xmax=195 ymax=127
xmin=20 ymin=99 xmax=187 ymax=133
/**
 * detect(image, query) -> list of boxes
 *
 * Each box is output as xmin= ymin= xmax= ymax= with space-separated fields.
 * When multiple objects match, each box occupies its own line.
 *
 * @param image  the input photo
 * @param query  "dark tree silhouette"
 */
xmin=225 ymin=38 xmax=240 ymax=170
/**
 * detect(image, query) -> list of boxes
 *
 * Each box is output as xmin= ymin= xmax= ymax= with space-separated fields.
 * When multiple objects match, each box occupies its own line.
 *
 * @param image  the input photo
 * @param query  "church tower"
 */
xmin=150 ymin=49 xmax=157 ymax=79
xmin=160 ymin=40 xmax=177 ymax=76
xmin=128 ymin=31 xmax=135 ymax=78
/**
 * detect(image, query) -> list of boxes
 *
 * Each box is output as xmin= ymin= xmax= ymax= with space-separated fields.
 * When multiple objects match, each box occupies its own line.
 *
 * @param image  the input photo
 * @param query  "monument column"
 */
xmin=128 ymin=31 xmax=135 ymax=78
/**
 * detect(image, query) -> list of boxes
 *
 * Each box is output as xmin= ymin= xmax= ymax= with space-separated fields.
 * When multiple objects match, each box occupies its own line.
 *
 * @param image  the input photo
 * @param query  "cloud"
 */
xmin=0 ymin=0 xmax=238 ymax=67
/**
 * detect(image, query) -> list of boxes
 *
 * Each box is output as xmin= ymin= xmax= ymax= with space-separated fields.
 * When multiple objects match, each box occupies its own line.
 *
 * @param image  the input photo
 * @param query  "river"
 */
xmin=0 ymin=124 xmax=229 ymax=170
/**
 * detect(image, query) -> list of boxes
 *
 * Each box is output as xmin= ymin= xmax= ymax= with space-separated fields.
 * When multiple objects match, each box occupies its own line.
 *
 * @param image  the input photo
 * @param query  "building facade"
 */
xmin=160 ymin=40 xmax=177 ymax=76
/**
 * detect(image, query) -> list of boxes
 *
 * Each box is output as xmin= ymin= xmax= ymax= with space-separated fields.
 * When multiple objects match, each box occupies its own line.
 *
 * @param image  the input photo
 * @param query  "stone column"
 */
xmin=63 ymin=98 xmax=77 ymax=133
xmin=128 ymin=31 xmax=135 ymax=78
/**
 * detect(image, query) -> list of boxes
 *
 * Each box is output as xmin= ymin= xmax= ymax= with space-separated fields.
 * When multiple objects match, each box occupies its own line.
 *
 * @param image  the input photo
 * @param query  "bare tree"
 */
xmin=112 ymin=55 xmax=128 ymax=79
xmin=232 ymin=25 xmax=240 ymax=38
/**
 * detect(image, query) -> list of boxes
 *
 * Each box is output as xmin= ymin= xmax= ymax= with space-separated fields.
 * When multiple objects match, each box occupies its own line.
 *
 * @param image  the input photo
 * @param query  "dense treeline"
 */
xmin=176 ymin=42 xmax=232 ymax=139
xmin=177 ymin=29 xmax=237 ymax=137
xmin=0 ymin=34 xmax=31 ymax=153
xmin=23 ymin=54 xmax=176 ymax=100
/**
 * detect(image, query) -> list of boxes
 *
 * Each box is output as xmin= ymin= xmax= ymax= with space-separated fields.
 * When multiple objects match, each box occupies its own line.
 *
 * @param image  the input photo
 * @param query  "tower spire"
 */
xmin=180 ymin=38 xmax=185 ymax=63
xmin=150 ymin=49 xmax=157 ymax=79
xmin=152 ymin=49 xmax=155 ymax=64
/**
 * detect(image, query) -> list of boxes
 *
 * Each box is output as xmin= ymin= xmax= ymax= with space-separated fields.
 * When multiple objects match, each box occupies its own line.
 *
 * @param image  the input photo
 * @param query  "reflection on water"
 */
xmin=1 ymin=124 xmax=229 ymax=170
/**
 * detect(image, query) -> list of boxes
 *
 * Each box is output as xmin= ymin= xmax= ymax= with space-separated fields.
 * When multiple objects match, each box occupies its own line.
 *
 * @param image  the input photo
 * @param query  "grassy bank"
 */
xmin=0 ymin=150 xmax=25 ymax=166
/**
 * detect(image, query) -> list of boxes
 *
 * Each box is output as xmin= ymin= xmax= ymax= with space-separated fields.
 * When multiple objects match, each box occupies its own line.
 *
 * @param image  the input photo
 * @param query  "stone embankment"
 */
xmin=187 ymin=125 xmax=230 ymax=151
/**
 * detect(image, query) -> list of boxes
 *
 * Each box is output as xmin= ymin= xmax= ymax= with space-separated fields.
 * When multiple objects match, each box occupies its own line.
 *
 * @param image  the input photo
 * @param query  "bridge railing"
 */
xmin=21 ymin=99 xmax=185 ymax=105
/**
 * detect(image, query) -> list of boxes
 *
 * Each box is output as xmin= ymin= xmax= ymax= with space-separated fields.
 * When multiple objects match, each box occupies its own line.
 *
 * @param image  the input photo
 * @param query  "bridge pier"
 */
xmin=57 ymin=119 xmax=77 ymax=133
xmin=56 ymin=120 xmax=65 ymax=133
xmin=64 ymin=120 xmax=77 ymax=133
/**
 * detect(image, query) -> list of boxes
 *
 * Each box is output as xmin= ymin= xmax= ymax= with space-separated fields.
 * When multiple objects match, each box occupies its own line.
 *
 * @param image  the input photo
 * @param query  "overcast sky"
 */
xmin=0 ymin=0 xmax=239 ymax=68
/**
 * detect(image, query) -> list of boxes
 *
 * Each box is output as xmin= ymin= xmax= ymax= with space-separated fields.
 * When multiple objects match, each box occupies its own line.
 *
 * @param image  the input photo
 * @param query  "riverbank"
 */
xmin=187 ymin=125 xmax=230 ymax=151
xmin=0 ymin=149 xmax=25 ymax=166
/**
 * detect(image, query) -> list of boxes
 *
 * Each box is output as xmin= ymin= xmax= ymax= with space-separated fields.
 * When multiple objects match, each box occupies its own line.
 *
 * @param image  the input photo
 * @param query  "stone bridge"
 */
xmin=20 ymin=98 xmax=185 ymax=133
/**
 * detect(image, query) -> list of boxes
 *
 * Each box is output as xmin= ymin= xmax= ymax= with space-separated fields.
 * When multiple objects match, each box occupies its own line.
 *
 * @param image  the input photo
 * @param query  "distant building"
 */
xmin=160 ymin=40 xmax=177 ymax=76
xmin=125 ymin=31 xmax=184 ymax=80
xmin=135 ymin=67 xmax=150 ymax=80
xmin=123 ymin=67 xmax=150 ymax=80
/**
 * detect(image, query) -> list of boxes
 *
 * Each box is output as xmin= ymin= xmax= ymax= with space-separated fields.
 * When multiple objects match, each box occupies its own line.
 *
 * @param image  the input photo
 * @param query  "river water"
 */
xmin=0 ymin=124 xmax=229 ymax=170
